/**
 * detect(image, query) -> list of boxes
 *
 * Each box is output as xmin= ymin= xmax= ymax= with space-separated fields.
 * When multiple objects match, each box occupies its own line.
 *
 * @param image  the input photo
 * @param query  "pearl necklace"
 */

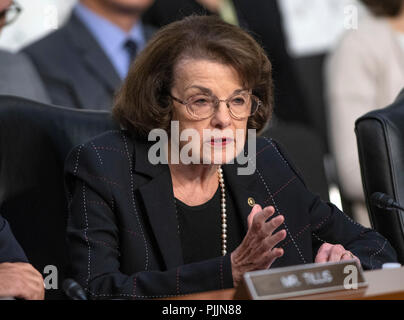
xmin=218 ymin=167 xmax=227 ymax=256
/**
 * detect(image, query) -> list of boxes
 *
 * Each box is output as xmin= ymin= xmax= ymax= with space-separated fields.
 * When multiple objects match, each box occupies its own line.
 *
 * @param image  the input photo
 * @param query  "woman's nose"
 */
xmin=211 ymin=101 xmax=232 ymax=129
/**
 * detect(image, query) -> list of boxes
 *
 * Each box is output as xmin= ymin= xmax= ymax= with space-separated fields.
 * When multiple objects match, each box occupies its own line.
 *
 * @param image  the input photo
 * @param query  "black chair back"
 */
xmin=355 ymin=90 xmax=404 ymax=263
xmin=0 ymin=95 xmax=118 ymax=299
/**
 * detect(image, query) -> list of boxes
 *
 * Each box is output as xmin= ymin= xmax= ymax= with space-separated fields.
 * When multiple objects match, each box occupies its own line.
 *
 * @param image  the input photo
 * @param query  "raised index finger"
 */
xmin=247 ymin=204 xmax=263 ymax=228
xmin=250 ymin=206 xmax=275 ymax=230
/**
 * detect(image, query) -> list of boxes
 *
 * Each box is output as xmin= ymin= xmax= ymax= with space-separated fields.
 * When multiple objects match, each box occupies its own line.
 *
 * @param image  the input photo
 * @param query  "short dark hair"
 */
xmin=360 ymin=0 xmax=403 ymax=17
xmin=113 ymin=15 xmax=273 ymax=137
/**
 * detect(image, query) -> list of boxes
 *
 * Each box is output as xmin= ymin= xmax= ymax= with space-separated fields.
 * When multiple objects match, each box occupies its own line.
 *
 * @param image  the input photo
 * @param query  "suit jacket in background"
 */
xmin=0 ymin=215 xmax=27 ymax=263
xmin=0 ymin=50 xmax=50 ymax=104
xmin=143 ymin=0 xmax=310 ymax=126
xmin=64 ymin=130 xmax=397 ymax=299
xmin=23 ymin=13 xmax=156 ymax=110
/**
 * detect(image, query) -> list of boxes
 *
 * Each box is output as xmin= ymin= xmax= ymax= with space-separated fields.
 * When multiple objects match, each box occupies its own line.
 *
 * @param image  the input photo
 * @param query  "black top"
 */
xmin=175 ymin=186 xmax=244 ymax=264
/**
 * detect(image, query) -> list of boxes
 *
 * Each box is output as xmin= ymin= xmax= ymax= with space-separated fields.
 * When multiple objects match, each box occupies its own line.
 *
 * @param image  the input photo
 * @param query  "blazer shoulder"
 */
xmin=71 ymin=129 xmax=130 ymax=153
xmin=0 ymin=49 xmax=20 ymax=63
xmin=255 ymin=136 xmax=286 ymax=161
xmin=23 ymin=14 xmax=85 ymax=74
xmin=64 ymin=130 xmax=131 ymax=172
xmin=23 ymin=24 xmax=76 ymax=81
xmin=0 ymin=50 xmax=33 ymax=73
xmin=255 ymin=136 xmax=291 ymax=167
xmin=24 ymin=23 xmax=69 ymax=57
xmin=143 ymin=23 xmax=158 ymax=41
xmin=0 ymin=50 xmax=50 ymax=103
xmin=255 ymin=136 xmax=307 ymax=186
xmin=85 ymin=129 xmax=129 ymax=146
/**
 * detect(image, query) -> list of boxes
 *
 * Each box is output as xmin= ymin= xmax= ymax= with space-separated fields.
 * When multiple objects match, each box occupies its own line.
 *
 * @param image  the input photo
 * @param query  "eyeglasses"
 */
xmin=0 ymin=1 xmax=22 ymax=28
xmin=170 ymin=90 xmax=262 ymax=120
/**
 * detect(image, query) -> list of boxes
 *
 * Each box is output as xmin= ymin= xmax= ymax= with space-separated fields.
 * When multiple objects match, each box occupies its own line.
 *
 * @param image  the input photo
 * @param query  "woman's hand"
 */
xmin=230 ymin=205 xmax=286 ymax=287
xmin=315 ymin=243 xmax=361 ymax=266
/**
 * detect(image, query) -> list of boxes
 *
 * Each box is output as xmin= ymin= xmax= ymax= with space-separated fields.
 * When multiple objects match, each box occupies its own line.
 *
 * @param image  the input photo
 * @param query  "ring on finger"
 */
xmin=342 ymin=251 xmax=354 ymax=259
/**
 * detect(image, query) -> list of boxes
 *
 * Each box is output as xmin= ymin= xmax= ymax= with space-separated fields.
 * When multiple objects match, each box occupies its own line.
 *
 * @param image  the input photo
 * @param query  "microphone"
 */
xmin=370 ymin=192 xmax=404 ymax=211
xmin=63 ymin=279 xmax=88 ymax=300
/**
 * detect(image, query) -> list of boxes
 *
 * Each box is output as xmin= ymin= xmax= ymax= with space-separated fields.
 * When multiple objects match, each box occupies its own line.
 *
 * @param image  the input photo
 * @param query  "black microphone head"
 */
xmin=63 ymin=278 xmax=87 ymax=300
xmin=62 ymin=278 xmax=75 ymax=291
xmin=370 ymin=192 xmax=394 ymax=209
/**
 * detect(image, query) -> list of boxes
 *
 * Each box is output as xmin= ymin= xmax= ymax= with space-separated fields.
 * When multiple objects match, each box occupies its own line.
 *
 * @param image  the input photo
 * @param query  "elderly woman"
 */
xmin=65 ymin=15 xmax=396 ymax=299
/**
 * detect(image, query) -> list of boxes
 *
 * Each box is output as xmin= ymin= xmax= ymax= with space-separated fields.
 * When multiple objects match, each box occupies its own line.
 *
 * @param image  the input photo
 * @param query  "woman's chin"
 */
xmin=200 ymin=143 xmax=239 ymax=165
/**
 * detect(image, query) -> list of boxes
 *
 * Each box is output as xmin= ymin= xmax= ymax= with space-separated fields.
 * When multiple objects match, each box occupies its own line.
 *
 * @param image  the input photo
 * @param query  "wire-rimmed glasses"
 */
xmin=170 ymin=89 xmax=262 ymax=120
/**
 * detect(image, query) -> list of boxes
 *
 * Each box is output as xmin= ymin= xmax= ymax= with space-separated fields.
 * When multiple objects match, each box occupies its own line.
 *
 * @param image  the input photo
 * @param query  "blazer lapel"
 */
xmin=222 ymin=162 xmax=266 ymax=232
xmin=131 ymin=137 xmax=268 ymax=269
xmin=138 ymin=171 xmax=184 ymax=270
xmin=66 ymin=13 xmax=121 ymax=101
xmin=82 ymin=48 xmax=121 ymax=94
xmin=133 ymin=139 xmax=183 ymax=270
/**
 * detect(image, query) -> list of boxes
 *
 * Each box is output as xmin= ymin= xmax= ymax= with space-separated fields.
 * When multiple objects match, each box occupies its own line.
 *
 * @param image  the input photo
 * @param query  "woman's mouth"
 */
xmin=210 ymin=137 xmax=234 ymax=146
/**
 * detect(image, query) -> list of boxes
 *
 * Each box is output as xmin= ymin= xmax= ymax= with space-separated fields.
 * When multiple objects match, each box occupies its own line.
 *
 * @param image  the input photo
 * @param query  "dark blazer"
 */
xmin=0 ymin=215 xmax=28 ymax=263
xmin=143 ymin=0 xmax=310 ymax=125
xmin=64 ymin=130 xmax=397 ymax=299
xmin=23 ymin=13 xmax=156 ymax=110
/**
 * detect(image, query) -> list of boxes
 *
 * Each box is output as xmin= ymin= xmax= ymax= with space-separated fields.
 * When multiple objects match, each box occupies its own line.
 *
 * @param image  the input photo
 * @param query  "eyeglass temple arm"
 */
xmin=170 ymin=95 xmax=186 ymax=105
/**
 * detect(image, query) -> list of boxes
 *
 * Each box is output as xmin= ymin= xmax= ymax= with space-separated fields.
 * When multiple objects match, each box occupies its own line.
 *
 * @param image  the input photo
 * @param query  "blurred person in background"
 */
xmin=0 ymin=0 xmax=49 ymax=103
xmin=143 ymin=0 xmax=311 ymax=128
xmin=23 ymin=0 xmax=156 ymax=110
xmin=326 ymin=0 xmax=404 ymax=226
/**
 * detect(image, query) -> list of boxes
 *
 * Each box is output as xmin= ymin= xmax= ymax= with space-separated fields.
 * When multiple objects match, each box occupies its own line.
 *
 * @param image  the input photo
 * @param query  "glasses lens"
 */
xmin=188 ymin=94 xmax=215 ymax=118
xmin=185 ymin=92 xmax=262 ymax=120
xmin=228 ymin=92 xmax=250 ymax=117
xmin=230 ymin=94 xmax=261 ymax=119
xmin=4 ymin=4 xmax=20 ymax=26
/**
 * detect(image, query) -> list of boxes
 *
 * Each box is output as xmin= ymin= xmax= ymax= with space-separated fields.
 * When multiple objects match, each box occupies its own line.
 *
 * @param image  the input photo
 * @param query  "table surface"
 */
xmin=166 ymin=267 xmax=404 ymax=300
